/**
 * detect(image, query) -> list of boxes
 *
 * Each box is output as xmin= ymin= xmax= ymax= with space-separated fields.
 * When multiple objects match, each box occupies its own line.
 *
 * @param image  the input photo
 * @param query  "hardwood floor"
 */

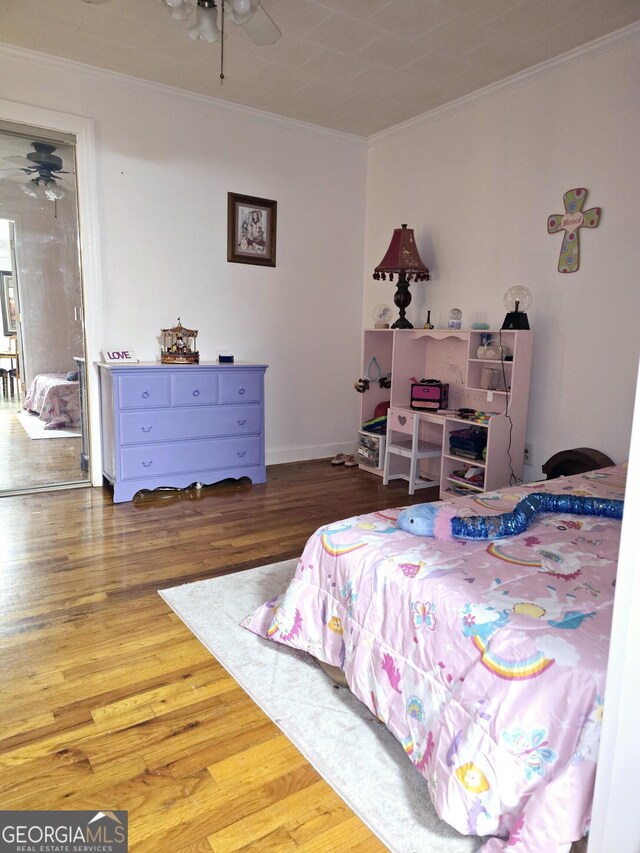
xmin=0 ymin=394 xmax=89 ymax=492
xmin=0 ymin=460 xmax=437 ymax=851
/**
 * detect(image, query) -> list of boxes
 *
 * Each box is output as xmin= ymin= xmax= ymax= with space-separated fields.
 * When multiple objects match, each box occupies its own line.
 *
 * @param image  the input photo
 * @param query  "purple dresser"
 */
xmin=97 ymin=362 xmax=268 ymax=503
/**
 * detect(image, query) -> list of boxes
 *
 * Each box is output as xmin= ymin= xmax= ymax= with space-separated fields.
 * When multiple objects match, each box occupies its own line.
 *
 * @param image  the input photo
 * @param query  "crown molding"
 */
xmin=0 ymin=43 xmax=367 ymax=148
xmin=369 ymin=20 xmax=640 ymax=147
xmin=1 ymin=18 xmax=637 ymax=149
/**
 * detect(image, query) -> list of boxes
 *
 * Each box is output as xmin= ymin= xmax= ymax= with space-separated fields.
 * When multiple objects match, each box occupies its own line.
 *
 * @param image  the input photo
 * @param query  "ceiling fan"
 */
xmin=0 ymin=142 xmax=74 ymax=201
xmin=174 ymin=0 xmax=281 ymax=45
xmin=82 ymin=0 xmax=281 ymax=46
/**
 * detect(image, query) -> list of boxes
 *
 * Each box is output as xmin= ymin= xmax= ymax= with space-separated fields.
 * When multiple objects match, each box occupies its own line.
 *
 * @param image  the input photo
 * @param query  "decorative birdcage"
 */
xmin=160 ymin=318 xmax=199 ymax=364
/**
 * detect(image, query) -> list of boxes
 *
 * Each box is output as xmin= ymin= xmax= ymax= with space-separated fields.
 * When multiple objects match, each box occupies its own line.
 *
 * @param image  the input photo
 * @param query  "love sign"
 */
xmin=102 ymin=349 xmax=139 ymax=363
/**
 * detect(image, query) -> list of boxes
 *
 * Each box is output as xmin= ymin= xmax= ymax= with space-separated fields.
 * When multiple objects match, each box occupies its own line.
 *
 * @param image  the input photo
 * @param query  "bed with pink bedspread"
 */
xmin=23 ymin=373 xmax=81 ymax=429
xmin=242 ymin=464 xmax=626 ymax=852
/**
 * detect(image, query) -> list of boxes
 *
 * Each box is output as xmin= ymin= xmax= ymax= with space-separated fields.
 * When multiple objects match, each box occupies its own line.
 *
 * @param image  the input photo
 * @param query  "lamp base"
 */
xmin=501 ymin=311 xmax=530 ymax=330
xmin=392 ymin=272 xmax=413 ymax=329
xmin=391 ymin=316 xmax=413 ymax=329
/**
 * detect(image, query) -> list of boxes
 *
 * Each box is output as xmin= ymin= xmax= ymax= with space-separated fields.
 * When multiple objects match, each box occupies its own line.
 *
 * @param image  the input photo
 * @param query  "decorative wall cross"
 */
xmin=547 ymin=188 xmax=601 ymax=273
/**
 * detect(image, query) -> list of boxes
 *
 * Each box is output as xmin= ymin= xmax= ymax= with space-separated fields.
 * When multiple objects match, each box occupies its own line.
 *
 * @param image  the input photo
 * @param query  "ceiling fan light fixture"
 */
xmin=228 ymin=0 xmax=258 ymax=24
xmin=44 ymin=181 xmax=65 ymax=201
xmin=163 ymin=0 xmax=194 ymax=18
xmin=170 ymin=4 xmax=194 ymax=21
xmin=149 ymin=0 xmax=281 ymax=78
xmin=19 ymin=181 xmax=38 ymax=198
xmin=187 ymin=3 xmax=221 ymax=42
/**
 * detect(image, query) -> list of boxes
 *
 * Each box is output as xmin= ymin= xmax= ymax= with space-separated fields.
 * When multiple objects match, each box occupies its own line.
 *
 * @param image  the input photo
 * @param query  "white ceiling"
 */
xmin=1 ymin=0 xmax=639 ymax=137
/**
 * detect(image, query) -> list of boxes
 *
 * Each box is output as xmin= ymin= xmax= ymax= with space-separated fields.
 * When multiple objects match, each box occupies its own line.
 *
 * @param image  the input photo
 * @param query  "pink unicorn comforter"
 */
xmin=24 ymin=373 xmax=81 ymax=429
xmin=242 ymin=464 xmax=626 ymax=851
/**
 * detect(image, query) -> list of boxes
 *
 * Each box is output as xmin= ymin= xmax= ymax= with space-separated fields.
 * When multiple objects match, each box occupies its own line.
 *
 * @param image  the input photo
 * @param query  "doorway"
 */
xmin=0 ymin=125 xmax=89 ymax=494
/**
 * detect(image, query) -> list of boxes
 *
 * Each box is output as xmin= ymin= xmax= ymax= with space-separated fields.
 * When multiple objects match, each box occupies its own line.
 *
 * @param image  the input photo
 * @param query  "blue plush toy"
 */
xmin=397 ymin=493 xmax=624 ymax=541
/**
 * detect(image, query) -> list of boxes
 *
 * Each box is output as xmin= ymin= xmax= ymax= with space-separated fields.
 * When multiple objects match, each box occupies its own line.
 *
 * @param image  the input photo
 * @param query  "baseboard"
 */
xmin=266 ymin=443 xmax=354 ymax=465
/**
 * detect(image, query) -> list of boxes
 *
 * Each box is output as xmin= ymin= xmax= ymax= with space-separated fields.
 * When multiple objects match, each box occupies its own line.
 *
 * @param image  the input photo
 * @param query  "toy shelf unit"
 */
xmin=359 ymin=328 xmax=533 ymax=499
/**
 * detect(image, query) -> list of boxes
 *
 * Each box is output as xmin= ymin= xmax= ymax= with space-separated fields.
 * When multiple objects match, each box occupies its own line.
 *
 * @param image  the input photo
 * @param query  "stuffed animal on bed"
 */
xmin=397 ymin=493 xmax=624 ymax=541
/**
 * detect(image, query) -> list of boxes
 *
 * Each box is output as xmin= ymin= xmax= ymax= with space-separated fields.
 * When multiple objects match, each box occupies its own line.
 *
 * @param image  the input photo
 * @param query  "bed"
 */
xmin=242 ymin=463 xmax=626 ymax=852
xmin=23 ymin=372 xmax=81 ymax=429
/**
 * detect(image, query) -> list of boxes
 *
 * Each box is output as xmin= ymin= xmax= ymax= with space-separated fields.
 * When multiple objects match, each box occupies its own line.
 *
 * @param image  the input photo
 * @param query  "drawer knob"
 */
xmin=193 ymin=389 xmax=200 ymax=397
xmin=238 ymin=387 xmax=246 ymax=395
xmin=141 ymin=426 xmax=152 ymax=433
xmin=141 ymin=391 xmax=150 ymax=399
xmin=237 ymin=418 xmax=247 ymax=425
xmin=237 ymin=450 xmax=246 ymax=458
xmin=141 ymin=460 xmax=153 ymax=467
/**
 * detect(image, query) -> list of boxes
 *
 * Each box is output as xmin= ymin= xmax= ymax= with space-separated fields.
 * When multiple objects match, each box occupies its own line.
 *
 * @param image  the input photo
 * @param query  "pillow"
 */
xmin=66 ymin=371 xmax=79 ymax=382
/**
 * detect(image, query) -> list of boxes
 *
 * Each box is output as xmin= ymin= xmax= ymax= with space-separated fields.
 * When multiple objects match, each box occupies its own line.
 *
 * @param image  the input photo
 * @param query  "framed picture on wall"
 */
xmin=0 ymin=271 xmax=17 ymax=336
xmin=227 ymin=192 xmax=277 ymax=267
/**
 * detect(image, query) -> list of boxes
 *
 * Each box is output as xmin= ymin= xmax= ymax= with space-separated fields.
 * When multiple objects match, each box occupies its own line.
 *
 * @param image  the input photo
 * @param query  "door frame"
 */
xmin=0 ymin=98 xmax=105 ymax=486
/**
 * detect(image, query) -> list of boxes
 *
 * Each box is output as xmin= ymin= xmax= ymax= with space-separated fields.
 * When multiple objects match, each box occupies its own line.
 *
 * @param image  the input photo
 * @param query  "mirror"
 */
xmin=0 ymin=124 xmax=89 ymax=494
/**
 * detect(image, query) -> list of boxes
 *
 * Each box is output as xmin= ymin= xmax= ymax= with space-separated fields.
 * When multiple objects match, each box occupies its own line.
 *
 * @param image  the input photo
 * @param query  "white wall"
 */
xmin=1 ymin=31 xmax=638 ymax=476
xmin=365 ymin=31 xmax=640 ymax=478
xmin=0 ymin=48 xmax=368 ymax=467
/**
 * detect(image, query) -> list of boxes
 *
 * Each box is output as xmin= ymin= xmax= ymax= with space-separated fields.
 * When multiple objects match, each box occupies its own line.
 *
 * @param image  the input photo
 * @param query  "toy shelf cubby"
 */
xmin=358 ymin=328 xmax=533 ymax=499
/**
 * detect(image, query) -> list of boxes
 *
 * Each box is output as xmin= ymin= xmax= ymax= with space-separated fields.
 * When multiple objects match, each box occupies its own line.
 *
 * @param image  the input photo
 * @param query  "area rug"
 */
xmin=160 ymin=560 xmax=480 ymax=853
xmin=16 ymin=410 xmax=81 ymax=439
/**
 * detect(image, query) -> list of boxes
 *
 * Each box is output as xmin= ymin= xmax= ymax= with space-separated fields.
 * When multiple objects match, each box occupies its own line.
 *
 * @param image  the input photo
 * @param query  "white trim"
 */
xmin=0 ymin=43 xmax=366 ymax=148
xmin=0 ymin=98 xmax=105 ymax=487
xmin=369 ymin=20 xmax=640 ymax=147
xmin=266 ymin=442 xmax=355 ymax=466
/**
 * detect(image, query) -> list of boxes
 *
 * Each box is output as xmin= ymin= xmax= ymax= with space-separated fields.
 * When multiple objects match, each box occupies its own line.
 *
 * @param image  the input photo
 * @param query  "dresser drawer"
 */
xmin=170 ymin=372 xmax=219 ymax=406
xmin=119 ymin=405 xmax=262 ymax=445
xmin=118 ymin=374 xmax=170 ymax=409
xmin=220 ymin=371 xmax=263 ymax=403
xmin=120 ymin=436 xmax=262 ymax=480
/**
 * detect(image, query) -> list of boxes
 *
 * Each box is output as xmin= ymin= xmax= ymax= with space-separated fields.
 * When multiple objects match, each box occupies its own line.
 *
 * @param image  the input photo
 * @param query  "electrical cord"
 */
xmin=498 ymin=329 xmax=522 ymax=486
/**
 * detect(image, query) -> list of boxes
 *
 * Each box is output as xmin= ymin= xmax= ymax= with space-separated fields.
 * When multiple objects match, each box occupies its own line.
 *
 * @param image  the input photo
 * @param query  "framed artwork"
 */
xmin=227 ymin=192 xmax=277 ymax=267
xmin=1 ymin=271 xmax=17 ymax=336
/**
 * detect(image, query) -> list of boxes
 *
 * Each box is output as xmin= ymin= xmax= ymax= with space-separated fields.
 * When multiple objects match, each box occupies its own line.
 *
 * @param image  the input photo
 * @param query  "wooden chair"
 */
xmin=5 ymin=336 xmax=19 ymax=397
xmin=0 ymin=366 xmax=8 ymax=398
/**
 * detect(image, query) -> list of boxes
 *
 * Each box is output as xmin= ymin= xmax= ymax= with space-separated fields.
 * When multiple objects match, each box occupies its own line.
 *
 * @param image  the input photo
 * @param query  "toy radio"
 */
xmin=410 ymin=379 xmax=449 ymax=411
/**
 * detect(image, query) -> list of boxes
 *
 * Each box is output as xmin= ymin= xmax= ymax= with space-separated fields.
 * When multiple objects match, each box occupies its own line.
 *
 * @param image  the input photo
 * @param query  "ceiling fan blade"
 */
xmin=241 ymin=5 xmax=281 ymax=45
xmin=0 ymin=171 xmax=34 ymax=182
xmin=4 ymin=155 xmax=34 ymax=167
